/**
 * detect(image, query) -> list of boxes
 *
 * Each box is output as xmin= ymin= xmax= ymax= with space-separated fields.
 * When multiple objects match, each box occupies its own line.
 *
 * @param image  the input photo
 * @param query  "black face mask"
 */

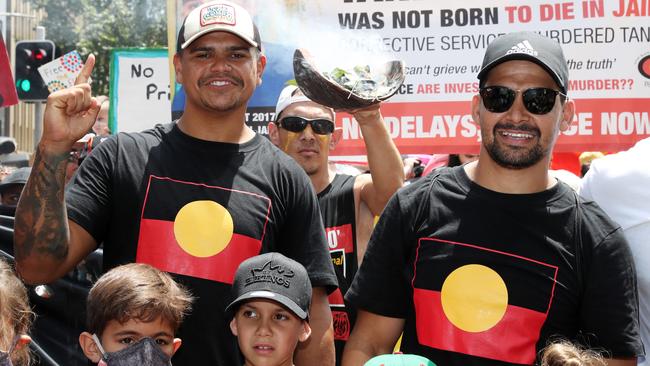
xmin=0 ymin=351 xmax=12 ymax=366
xmin=0 ymin=337 xmax=18 ymax=366
xmin=93 ymin=336 xmax=172 ymax=366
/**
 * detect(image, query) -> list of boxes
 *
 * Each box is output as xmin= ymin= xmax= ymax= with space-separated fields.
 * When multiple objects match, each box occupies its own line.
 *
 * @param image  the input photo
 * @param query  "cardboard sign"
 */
xmin=38 ymin=50 xmax=84 ymax=93
xmin=109 ymin=49 xmax=171 ymax=133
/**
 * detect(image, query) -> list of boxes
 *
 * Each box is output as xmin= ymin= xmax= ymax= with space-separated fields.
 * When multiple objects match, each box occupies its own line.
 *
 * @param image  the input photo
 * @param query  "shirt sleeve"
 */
xmin=65 ymin=136 xmax=116 ymax=245
xmin=579 ymin=228 xmax=644 ymax=357
xmin=345 ymin=191 xmax=412 ymax=318
xmin=279 ymin=165 xmax=338 ymax=293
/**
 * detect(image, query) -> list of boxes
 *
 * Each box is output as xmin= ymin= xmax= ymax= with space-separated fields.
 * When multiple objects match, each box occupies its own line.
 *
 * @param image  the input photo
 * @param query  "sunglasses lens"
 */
xmin=522 ymin=88 xmax=558 ymax=114
xmin=311 ymin=120 xmax=335 ymax=134
xmin=480 ymin=87 xmax=515 ymax=113
xmin=280 ymin=117 xmax=307 ymax=133
xmin=480 ymin=87 xmax=560 ymax=115
xmin=280 ymin=117 xmax=334 ymax=135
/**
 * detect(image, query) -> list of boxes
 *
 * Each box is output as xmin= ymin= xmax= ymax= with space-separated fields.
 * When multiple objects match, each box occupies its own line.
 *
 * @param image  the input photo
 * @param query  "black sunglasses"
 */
xmin=479 ymin=86 xmax=567 ymax=115
xmin=278 ymin=116 xmax=335 ymax=135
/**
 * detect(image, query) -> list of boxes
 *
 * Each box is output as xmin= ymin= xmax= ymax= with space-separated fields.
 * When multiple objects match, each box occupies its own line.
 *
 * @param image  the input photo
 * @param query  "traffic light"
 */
xmin=14 ymin=40 xmax=55 ymax=101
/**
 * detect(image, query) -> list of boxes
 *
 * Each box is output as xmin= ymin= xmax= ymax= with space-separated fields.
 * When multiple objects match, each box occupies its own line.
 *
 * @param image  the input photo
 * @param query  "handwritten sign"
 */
xmin=110 ymin=49 xmax=171 ymax=133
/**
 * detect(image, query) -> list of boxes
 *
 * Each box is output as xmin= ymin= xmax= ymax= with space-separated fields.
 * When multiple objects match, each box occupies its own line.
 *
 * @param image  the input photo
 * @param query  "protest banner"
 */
xmin=170 ymin=0 xmax=650 ymax=155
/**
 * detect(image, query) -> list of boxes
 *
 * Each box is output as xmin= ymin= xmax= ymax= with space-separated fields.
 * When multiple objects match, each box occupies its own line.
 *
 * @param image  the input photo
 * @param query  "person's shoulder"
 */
xmin=249 ymin=136 xmax=312 ymax=186
xmin=576 ymin=194 xmax=623 ymax=241
xmin=401 ymin=166 xmax=456 ymax=196
xmin=102 ymin=123 xmax=171 ymax=154
xmin=115 ymin=122 xmax=171 ymax=140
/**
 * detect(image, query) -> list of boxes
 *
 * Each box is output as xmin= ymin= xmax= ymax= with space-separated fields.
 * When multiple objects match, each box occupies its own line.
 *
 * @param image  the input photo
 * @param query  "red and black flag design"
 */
xmin=411 ymin=237 xmax=558 ymax=364
xmin=136 ymin=175 xmax=271 ymax=284
xmin=326 ymin=223 xmax=355 ymax=341
xmin=326 ymin=223 xmax=354 ymax=307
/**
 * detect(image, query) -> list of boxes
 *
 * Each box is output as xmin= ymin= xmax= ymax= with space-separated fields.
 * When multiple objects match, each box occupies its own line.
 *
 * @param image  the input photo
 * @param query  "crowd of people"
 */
xmin=0 ymin=1 xmax=647 ymax=366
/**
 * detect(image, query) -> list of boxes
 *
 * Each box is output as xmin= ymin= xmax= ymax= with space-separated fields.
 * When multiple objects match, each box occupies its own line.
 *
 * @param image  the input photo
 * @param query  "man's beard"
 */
xmin=483 ymin=123 xmax=548 ymax=169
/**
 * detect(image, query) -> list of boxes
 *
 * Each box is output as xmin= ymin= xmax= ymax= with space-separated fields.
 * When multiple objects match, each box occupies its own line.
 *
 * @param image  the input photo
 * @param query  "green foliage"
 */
xmin=28 ymin=0 xmax=167 ymax=95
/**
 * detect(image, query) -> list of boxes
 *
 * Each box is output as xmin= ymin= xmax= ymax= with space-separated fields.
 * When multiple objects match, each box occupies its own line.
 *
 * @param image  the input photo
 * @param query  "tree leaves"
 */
xmin=29 ymin=0 xmax=167 ymax=96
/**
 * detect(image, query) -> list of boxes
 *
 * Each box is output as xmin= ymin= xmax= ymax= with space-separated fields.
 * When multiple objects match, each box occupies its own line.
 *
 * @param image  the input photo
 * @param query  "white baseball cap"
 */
xmin=275 ymin=85 xmax=335 ymax=120
xmin=177 ymin=0 xmax=261 ymax=52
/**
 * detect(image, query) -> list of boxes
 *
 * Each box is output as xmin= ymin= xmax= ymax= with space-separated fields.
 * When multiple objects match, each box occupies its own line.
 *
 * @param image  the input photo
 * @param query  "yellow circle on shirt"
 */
xmin=440 ymin=264 xmax=508 ymax=332
xmin=173 ymin=200 xmax=233 ymax=257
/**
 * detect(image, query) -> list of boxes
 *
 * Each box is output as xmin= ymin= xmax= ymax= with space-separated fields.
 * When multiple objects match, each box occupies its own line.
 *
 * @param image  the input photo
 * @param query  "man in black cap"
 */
xmin=13 ymin=1 xmax=337 ymax=365
xmin=343 ymin=31 xmax=642 ymax=366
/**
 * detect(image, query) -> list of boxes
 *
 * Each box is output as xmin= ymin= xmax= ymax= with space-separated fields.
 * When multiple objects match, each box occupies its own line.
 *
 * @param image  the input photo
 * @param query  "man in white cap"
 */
xmin=268 ymin=86 xmax=403 ymax=365
xmin=343 ymin=31 xmax=642 ymax=366
xmin=13 ymin=1 xmax=337 ymax=365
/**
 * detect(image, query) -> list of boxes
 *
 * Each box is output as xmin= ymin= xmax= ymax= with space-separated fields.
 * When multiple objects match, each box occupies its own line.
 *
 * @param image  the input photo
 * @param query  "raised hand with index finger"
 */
xmin=41 ymin=54 xmax=101 ymax=154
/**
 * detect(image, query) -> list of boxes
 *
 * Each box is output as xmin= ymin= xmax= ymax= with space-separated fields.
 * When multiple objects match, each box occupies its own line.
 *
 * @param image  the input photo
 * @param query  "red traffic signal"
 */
xmin=14 ymin=40 xmax=55 ymax=101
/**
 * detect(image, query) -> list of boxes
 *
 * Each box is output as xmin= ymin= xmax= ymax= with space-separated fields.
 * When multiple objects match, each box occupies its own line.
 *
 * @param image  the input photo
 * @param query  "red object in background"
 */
xmin=551 ymin=152 xmax=581 ymax=176
xmin=0 ymin=34 xmax=19 ymax=108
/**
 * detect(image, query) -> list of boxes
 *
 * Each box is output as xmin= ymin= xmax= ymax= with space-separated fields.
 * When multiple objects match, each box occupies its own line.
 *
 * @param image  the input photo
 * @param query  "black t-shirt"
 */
xmin=346 ymin=166 xmax=642 ymax=366
xmin=318 ymin=173 xmax=358 ymax=366
xmin=66 ymin=122 xmax=337 ymax=366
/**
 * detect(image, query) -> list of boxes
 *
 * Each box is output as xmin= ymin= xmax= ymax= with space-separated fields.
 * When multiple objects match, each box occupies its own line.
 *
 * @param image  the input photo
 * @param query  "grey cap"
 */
xmin=0 ymin=167 xmax=30 ymax=192
xmin=226 ymin=252 xmax=312 ymax=320
xmin=477 ymin=32 xmax=569 ymax=94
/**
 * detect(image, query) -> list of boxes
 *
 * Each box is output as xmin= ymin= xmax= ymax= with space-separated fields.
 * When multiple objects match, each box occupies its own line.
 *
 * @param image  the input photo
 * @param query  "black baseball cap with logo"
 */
xmin=226 ymin=252 xmax=312 ymax=320
xmin=477 ymin=31 xmax=569 ymax=94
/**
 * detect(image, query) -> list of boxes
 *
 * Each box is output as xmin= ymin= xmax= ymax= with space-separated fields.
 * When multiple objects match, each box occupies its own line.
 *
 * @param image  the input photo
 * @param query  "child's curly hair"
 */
xmin=0 ymin=258 xmax=33 ymax=365
xmin=541 ymin=341 xmax=607 ymax=366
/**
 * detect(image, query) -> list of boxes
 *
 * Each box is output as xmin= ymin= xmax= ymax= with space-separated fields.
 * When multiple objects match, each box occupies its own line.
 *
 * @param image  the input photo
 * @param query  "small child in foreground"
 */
xmin=78 ymin=263 xmax=193 ymax=365
xmin=226 ymin=252 xmax=313 ymax=366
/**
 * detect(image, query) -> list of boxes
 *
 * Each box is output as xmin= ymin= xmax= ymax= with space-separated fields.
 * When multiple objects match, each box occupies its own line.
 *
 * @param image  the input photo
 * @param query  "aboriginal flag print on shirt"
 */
xmin=136 ymin=175 xmax=270 ymax=284
xmin=412 ymin=237 xmax=558 ymax=365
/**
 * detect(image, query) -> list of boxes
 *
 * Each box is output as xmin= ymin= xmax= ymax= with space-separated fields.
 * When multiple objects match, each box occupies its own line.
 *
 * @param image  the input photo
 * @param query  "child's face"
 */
xmin=230 ymin=299 xmax=311 ymax=366
xmin=79 ymin=316 xmax=181 ymax=363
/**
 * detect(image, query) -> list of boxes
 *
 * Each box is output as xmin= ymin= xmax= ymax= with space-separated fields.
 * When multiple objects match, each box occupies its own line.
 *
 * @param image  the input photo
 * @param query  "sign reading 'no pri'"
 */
xmin=110 ymin=49 xmax=171 ymax=133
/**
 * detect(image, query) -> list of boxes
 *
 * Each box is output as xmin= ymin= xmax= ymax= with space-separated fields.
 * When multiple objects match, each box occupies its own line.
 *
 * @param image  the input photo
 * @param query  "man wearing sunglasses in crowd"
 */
xmin=342 ymin=31 xmax=642 ymax=366
xmin=268 ymin=84 xmax=403 ymax=365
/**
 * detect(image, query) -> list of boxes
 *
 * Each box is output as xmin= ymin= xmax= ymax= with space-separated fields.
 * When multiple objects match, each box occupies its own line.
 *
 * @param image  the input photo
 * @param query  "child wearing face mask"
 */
xmin=78 ymin=263 xmax=193 ymax=366
xmin=0 ymin=258 xmax=33 ymax=366
xmin=226 ymin=253 xmax=313 ymax=366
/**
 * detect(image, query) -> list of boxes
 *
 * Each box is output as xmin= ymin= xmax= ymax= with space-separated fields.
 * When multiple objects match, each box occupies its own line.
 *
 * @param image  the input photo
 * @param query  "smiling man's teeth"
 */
xmin=501 ymin=131 xmax=533 ymax=139
xmin=210 ymin=80 xmax=229 ymax=86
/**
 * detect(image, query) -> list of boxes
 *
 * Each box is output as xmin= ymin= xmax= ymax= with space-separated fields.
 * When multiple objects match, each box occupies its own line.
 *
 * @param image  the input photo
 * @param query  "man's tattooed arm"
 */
xmin=13 ymin=145 xmax=94 ymax=284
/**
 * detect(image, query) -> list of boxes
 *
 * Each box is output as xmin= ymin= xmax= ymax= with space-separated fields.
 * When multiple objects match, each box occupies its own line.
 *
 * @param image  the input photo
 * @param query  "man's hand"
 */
xmin=41 ymin=54 xmax=100 ymax=154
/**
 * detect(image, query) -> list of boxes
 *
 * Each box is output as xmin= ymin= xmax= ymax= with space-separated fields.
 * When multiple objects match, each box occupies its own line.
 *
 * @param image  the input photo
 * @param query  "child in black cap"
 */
xmin=227 ymin=252 xmax=312 ymax=366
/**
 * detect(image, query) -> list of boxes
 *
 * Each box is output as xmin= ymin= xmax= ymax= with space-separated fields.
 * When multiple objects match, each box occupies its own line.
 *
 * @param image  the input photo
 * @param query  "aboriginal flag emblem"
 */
xmin=412 ymin=237 xmax=558 ymax=364
xmin=136 ymin=175 xmax=271 ymax=284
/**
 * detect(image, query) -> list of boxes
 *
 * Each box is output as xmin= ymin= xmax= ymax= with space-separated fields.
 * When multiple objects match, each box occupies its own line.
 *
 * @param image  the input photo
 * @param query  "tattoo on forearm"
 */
xmin=14 ymin=145 xmax=70 ymax=262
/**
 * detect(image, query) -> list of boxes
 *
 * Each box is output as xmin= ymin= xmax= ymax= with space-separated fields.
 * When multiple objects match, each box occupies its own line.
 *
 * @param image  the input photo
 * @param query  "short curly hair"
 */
xmin=86 ymin=263 xmax=193 ymax=336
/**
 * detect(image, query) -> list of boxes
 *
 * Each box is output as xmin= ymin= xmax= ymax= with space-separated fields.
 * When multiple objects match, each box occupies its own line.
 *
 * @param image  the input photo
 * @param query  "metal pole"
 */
xmin=33 ymin=26 xmax=45 ymax=147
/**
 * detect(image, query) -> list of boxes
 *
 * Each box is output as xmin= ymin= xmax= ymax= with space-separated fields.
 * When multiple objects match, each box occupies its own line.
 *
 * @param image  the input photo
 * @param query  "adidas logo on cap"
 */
xmin=505 ymin=40 xmax=538 ymax=57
